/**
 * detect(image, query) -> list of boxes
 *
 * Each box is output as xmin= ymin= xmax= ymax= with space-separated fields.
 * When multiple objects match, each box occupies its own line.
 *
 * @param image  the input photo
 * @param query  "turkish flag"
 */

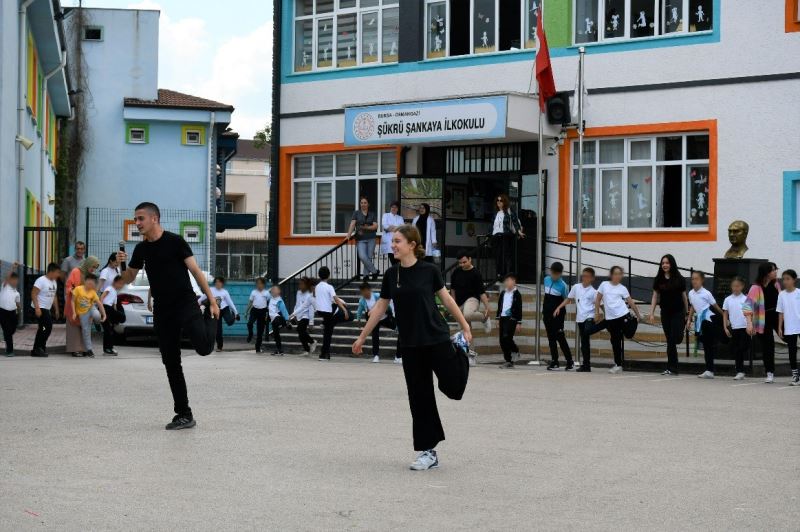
xmin=535 ymin=11 xmax=556 ymax=113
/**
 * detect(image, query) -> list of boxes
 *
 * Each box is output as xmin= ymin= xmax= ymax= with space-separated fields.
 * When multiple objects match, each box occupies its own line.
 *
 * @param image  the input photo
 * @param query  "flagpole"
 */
xmin=532 ymin=0 xmax=545 ymax=366
xmin=575 ymin=46 xmax=585 ymax=362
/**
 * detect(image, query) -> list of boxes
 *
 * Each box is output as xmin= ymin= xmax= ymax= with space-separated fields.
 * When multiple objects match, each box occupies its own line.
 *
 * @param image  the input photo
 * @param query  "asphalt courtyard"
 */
xmin=1 ymin=348 xmax=798 ymax=531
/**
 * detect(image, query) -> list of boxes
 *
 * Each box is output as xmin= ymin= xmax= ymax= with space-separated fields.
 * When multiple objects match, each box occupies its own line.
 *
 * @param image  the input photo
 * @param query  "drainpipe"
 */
xmin=17 ymin=0 xmax=36 ymax=272
xmin=206 ymin=111 xmax=216 ymax=273
xmin=267 ymin=0 xmax=282 ymax=283
xmin=41 ymin=50 xmax=67 ymax=233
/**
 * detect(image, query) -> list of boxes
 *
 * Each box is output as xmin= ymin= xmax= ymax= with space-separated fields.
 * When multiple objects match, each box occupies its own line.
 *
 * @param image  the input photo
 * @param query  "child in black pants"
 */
xmin=543 ymin=262 xmax=574 ymax=370
xmin=497 ymin=272 xmax=523 ymax=368
xmin=100 ymin=275 xmax=126 ymax=355
xmin=267 ymin=285 xmax=290 ymax=356
xmin=723 ymin=276 xmax=750 ymax=380
xmin=0 ymin=265 xmax=22 ymax=356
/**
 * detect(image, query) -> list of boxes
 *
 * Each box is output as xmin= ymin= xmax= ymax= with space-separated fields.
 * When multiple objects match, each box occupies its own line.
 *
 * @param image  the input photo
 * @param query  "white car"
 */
xmin=114 ymin=270 xmax=212 ymax=338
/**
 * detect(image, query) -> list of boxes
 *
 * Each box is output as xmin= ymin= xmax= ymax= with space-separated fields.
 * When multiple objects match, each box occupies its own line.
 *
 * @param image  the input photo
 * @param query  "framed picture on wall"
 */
xmin=446 ymin=184 xmax=467 ymax=220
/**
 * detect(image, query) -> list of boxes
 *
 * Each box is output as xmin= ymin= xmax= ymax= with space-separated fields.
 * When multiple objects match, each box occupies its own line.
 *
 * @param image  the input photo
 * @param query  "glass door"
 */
xmin=399 ymin=175 xmax=444 ymax=266
xmin=517 ymin=173 xmax=545 ymax=283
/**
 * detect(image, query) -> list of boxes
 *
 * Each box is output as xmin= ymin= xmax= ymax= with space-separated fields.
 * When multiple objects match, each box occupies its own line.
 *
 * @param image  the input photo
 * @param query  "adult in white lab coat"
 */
xmin=412 ymin=203 xmax=437 ymax=263
xmin=381 ymin=200 xmax=405 ymax=265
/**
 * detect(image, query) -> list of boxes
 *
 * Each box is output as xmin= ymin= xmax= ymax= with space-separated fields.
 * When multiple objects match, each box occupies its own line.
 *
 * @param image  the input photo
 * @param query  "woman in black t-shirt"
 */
xmin=646 ymin=254 xmax=688 ymax=376
xmin=353 ymin=224 xmax=471 ymax=471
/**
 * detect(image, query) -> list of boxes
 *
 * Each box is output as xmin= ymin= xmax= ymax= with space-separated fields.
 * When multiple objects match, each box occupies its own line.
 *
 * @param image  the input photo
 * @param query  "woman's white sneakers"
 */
xmin=698 ymin=371 xmax=715 ymax=379
xmin=608 ymin=365 xmax=623 ymax=374
xmin=733 ymin=372 xmax=745 ymax=381
xmin=372 ymin=355 xmax=380 ymax=363
xmin=467 ymin=350 xmax=478 ymax=367
xmin=393 ymin=357 xmax=402 ymax=364
xmin=764 ymin=372 xmax=775 ymax=384
xmin=410 ymin=450 xmax=439 ymax=471
xmin=309 ymin=340 xmax=319 ymax=355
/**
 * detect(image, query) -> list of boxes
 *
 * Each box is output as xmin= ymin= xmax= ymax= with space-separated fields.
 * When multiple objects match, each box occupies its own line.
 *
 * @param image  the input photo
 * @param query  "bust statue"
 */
xmin=724 ymin=220 xmax=749 ymax=259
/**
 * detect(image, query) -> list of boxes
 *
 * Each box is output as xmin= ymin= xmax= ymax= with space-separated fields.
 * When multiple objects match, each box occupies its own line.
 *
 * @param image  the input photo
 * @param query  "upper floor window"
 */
xmin=424 ymin=0 xmax=537 ymax=60
xmin=571 ymin=133 xmax=710 ymax=231
xmin=574 ymin=0 xmax=712 ymax=44
xmin=294 ymin=0 xmax=399 ymax=73
xmin=82 ymin=26 xmax=104 ymax=41
xmin=181 ymin=125 xmax=206 ymax=146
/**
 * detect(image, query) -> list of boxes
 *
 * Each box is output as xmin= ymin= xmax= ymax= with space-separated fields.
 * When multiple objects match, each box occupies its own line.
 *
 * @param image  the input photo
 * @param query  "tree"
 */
xmin=253 ymin=123 xmax=272 ymax=149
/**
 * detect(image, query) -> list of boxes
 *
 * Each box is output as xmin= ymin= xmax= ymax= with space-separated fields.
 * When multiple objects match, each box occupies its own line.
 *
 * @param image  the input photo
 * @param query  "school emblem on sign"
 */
xmin=352 ymin=112 xmax=376 ymax=141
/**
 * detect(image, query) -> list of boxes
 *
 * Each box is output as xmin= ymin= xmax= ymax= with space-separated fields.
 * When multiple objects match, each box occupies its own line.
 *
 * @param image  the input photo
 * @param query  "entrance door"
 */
xmin=515 ymin=173 xmax=545 ymax=283
xmin=399 ymin=175 xmax=444 ymax=263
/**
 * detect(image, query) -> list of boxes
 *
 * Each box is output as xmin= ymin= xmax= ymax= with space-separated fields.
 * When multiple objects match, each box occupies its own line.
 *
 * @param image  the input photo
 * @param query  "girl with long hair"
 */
xmin=745 ymin=262 xmax=781 ymax=383
xmin=647 ymin=254 xmax=688 ymax=375
xmin=353 ymin=224 xmax=471 ymax=471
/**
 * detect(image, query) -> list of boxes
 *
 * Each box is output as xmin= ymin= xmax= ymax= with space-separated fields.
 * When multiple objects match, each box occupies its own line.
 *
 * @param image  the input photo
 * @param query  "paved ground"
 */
xmin=1 ymin=348 xmax=798 ymax=531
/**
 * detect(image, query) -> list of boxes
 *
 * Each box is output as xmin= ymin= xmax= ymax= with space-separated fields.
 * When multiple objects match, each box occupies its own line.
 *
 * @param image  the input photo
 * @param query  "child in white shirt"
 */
xmin=245 ymin=277 xmax=269 ymax=353
xmin=315 ymin=266 xmax=350 ymax=361
xmin=722 ymin=276 xmax=750 ymax=380
xmin=289 ymin=277 xmax=317 ymax=355
xmin=268 ymin=285 xmax=290 ymax=356
xmin=687 ymin=271 xmax=723 ymax=379
xmin=595 ymin=266 xmax=641 ymax=374
xmin=200 ymin=276 xmax=239 ymax=352
xmin=99 ymin=275 xmax=126 ymax=355
xmin=0 ymin=264 xmax=22 ymax=356
xmin=555 ymin=267 xmax=598 ymax=371
xmin=776 ymin=269 xmax=799 ymax=385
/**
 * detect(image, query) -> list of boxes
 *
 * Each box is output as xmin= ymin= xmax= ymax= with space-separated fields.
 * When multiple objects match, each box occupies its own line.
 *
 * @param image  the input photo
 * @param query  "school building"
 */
xmin=269 ymin=0 xmax=800 ymax=283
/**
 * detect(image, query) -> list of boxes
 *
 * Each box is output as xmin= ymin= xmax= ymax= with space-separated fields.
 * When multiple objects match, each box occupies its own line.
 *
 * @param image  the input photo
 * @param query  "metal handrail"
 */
xmin=277 ymin=234 xmax=356 ymax=286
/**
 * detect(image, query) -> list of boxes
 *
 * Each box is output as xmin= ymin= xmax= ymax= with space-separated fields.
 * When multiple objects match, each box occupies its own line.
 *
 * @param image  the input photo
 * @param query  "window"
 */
xmin=570 ymin=133 xmax=710 ymax=231
xmin=126 ymin=123 xmax=149 ymax=144
xmin=573 ymin=0 xmax=713 ymax=44
xmin=425 ymin=0 xmax=532 ymax=59
xmin=292 ymin=150 xmax=397 ymax=235
xmin=82 ymin=26 xmax=103 ymax=41
xmin=181 ymin=125 xmax=206 ymax=146
xmin=293 ymin=0 xmax=399 ymax=73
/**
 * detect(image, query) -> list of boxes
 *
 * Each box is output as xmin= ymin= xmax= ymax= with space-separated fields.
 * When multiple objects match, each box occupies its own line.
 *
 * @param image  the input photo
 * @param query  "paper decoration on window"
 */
xmin=688 ymin=167 xmax=709 ymax=225
xmin=695 ymin=5 xmax=705 ymax=22
xmin=481 ymin=31 xmax=489 ymax=47
xmin=585 ymin=18 xmax=595 ymax=35
xmin=634 ymin=11 xmax=647 ymax=28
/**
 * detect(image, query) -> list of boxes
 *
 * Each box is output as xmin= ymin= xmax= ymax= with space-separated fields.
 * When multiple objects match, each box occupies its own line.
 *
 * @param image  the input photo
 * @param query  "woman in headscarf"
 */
xmin=412 ymin=203 xmax=437 ymax=263
xmin=66 ymin=255 xmax=100 ymax=356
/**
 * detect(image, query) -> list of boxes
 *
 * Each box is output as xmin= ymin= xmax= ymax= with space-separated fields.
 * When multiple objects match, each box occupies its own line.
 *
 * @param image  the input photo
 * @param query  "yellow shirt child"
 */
xmin=73 ymin=285 xmax=100 ymax=316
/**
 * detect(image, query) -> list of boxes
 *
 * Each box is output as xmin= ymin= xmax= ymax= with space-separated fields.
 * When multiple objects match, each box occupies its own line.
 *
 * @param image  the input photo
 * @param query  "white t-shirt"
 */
xmin=501 ymin=288 xmax=516 ymax=316
xmin=32 ymin=275 xmax=57 ymax=310
xmin=314 ymin=281 xmax=336 ymax=313
xmin=98 ymin=266 xmax=120 ymax=292
xmin=208 ymin=287 xmax=237 ymax=314
xmin=0 ymin=284 xmax=21 ymax=311
xmin=492 ymin=211 xmax=505 ymax=235
xmin=598 ymin=281 xmax=630 ymax=320
xmin=688 ymin=287 xmax=716 ymax=322
xmin=249 ymin=288 xmax=269 ymax=309
xmin=293 ymin=291 xmax=315 ymax=321
xmin=102 ymin=286 xmax=118 ymax=307
xmin=722 ymin=293 xmax=747 ymax=330
xmin=569 ymin=283 xmax=597 ymax=323
xmin=777 ymin=289 xmax=800 ymax=335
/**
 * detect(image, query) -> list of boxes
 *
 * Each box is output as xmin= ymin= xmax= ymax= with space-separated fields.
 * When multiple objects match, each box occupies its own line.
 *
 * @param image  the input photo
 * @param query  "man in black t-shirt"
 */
xmin=449 ymin=250 xmax=492 ymax=336
xmin=117 ymin=202 xmax=219 ymax=431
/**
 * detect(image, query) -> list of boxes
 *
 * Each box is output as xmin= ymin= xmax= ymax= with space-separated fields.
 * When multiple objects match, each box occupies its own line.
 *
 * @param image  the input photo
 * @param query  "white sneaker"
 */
xmin=309 ymin=341 xmax=319 ymax=355
xmin=393 ymin=357 xmax=402 ymax=364
xmin=698 ymin=371 xmax=714 ymax=379
xmin=764 ymin=372 xmax=774 ymax=384
xmin=733 ymin=372 xmax=745 ymax=381
xmin=372 ymin=355 xmax=380 ymax=363
xmin=609 ymin=365 xmax=623 ymax=374
xmin=483 ymin=318 xmax=492 ymax=335
xmin=791 ymin=374 xmax=800 ymax=386
xmin=409 ymin=450 xmax=439 ymax=471
xmin=468 ymin=349 xmax=478 ymax=367
xmin=511 ymin=351 xmax=520 ymax=362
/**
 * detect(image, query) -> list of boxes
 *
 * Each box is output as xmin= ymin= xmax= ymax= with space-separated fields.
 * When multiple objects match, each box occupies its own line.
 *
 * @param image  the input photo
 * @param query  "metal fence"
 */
xmin=85 ymin=208 xmax=211 ymax=272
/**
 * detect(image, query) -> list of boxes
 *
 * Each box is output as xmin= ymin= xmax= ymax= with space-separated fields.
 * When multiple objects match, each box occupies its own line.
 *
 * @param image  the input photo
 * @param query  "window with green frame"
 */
xmin=126 ymin=123 xmax=149 ymax=144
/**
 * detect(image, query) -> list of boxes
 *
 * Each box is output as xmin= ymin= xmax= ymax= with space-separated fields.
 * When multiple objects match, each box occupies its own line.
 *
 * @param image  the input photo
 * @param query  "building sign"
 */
xmin=344 ymin=96 xmax=507 ymax=146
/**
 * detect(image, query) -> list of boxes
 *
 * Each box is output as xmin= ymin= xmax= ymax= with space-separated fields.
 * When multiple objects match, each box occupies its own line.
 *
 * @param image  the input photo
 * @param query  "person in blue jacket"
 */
xmin=543 ymin=262 xmax=574 ymax=370
xmin=357 ymin=281 xmax=400 ymax=364
xmin=267 ymin=285 xmax=291 ymax=356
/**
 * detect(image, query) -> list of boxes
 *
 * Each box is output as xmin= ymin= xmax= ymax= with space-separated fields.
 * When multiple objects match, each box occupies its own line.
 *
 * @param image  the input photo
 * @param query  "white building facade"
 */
xmin=271 ymin=0 xmax=800 ymax=281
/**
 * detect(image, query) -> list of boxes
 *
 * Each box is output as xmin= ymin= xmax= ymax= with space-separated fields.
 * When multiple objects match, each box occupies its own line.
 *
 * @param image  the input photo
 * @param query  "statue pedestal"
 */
xmin=712 ymin=258 xmax=768 ymax=362
xmin=712 ymin=258 xmax=768 ymax=302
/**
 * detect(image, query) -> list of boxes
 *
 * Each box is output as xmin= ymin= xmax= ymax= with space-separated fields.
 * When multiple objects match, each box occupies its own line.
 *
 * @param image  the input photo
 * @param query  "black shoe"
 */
xmin=165 ymin=415 xmax=196 ymax=430
xmin=371 ymin=271 xmax=379 ymax=280
xmin=246 ymin=333 xmax=253 ymax=343
xmin=31 ymin=348 xmax=48 ymax=357
xmin=565 ymin=360 xmax=575 ymax=371
xmin=72 ymin=352 xmax=84 ymax=357
xmin=500 ymin=361 xmax=514 ymax=369
xmin=576 ymin=365 xmax=591 ymax=372
xmin=319 ymin=354 xmax=330 ymax=361
xmin=103 ymin=349 xmax=118 ymax=356
xmin=546 ymin=360 xmax=559 ymax=370
xmin=85 ymin=350 xmax=95 ymax=358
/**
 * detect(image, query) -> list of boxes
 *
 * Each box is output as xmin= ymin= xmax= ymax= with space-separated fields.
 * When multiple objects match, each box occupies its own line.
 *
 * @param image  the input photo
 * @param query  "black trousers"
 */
xmin=661 ymin=311 xmax=686 ymax=373
xmin=578 ymin=319 xmax=601 ymax=366
xmin=758 ymin=316 xmax=778 ymax=374
xmin=499 ymin=317 xmax=519 ymax=362
xmin=101 ymin=304 xmax=125 ymax=351
xmin=543 ymin=295 xmax=572 ymax=363
xmin=787 ymin=334 xmax=798 ymax=371
xmin=730 ymin=328 xmax=749 ymax=373
xmin=271 ymin=317 xmax=283 ymax=351
xmin=250 ymin=308 xmax=268 ymax=351
xmin=215 ymin=317 xmax=224 ymax=349
xmin=33 ymin=308 xmax=53 ymax=351
xmin=606 ymin=316 xmax=626 ymax=366
xmin=153 ymin=302 xmax=216 ymax=418
xmin=318 ymin=310 xmax=338 ymax=357
xmin=698 ymin=319 xmax=716 ymax=372
xmin=492 ymin=233 xmax=515 ymax=278
xmin=367 ymin=314 xmax=397 ymax=357
xmin=296 ymin=318 xmax=313 ymax=351
xmin=0 ymin=308 xmax=17 ymax=353
xmin=402 ymin=341 xmax=469 ymax=451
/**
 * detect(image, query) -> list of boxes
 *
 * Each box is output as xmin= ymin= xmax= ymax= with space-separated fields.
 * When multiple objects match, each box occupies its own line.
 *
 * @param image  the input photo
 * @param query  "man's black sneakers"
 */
xmin=564 ymin=360 xmax=575 ymax=371
xmin=576 ymin=365 xmax=591 ymax=372
xmin=546 ymin=360 xmax=559 ymax=370
xmin=30 ymin=348 xmax=48 ymax=357
xmin=165 ymin=415 xmax=196 ymax=430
